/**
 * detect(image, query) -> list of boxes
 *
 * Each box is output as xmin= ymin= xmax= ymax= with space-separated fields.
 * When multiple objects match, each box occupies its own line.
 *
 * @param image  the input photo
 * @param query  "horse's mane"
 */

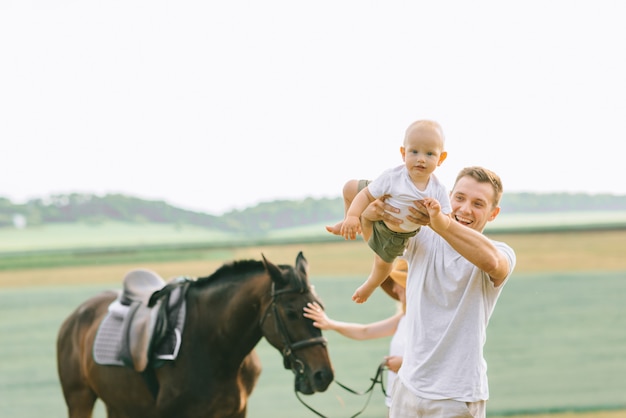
xmin=191 ymin=258 xmax=306 ymax=290
xmin=191 ymin=259 xmax=266 ymax=288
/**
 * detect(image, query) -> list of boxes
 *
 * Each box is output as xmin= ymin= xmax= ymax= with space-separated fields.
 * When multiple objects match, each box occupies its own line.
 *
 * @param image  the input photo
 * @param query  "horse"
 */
xmin=56 ymin=251 xmax=334 ymax=418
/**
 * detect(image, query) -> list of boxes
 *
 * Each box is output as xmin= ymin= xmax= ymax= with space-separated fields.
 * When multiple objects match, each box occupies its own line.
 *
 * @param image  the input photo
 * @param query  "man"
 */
xmin=362 ymin=166 xmax=516 ymax=418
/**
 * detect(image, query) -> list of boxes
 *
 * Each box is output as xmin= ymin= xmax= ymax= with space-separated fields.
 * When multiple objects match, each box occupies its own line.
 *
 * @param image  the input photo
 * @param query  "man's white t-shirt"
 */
xmin=398 ymin=227 xmax=516 ymax=401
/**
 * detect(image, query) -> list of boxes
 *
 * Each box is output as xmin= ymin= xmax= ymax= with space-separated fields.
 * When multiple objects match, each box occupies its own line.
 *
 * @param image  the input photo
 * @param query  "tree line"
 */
xmin=0 ymin=192 xmax=624 ymax=234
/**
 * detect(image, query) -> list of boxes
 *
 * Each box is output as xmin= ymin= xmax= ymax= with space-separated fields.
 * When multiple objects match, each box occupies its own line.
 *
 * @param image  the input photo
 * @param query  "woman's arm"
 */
xmin=303 ymin=302 xmax=402 ymax=340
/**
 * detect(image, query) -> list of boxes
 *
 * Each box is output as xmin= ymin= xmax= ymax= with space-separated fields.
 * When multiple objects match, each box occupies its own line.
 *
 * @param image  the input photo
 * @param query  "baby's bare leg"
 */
xmin=352 ymin=255 xmax=394 ymax=303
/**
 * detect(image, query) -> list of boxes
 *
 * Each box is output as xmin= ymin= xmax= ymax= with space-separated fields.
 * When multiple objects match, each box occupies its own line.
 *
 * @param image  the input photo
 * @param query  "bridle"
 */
xmin=260 ymin=281 xmax=388 ymax=417
xmin=259 ymin=282 xmax=328 ymax=374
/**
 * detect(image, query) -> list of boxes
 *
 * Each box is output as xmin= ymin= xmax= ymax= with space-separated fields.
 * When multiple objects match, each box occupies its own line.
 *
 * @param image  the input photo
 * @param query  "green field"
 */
xmin=1 ymin=271 xmax=625 ymax=417
xmin=1 ymin=224 xmax=625 ymax=417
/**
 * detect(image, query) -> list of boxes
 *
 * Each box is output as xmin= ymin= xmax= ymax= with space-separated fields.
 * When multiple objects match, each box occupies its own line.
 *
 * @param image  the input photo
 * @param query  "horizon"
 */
xmin=2 ymin=189 xmax=625 ymax=217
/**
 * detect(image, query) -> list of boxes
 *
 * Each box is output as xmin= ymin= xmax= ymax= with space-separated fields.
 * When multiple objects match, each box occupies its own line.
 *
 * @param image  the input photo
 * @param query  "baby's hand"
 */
xmin=423 ymin=197 xmax=451 ymax=231
xmin=341 ymin=215 xmax=362 ymax=240
xmin=422 ymin=197 xmax=441 ymax=216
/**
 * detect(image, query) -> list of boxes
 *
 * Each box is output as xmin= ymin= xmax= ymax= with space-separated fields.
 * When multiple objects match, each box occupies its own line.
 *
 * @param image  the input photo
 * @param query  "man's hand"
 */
xmin=406 ymin=200 xmax=431 ymax=226
xmin=361 ymin=195 xmax=402 ymax=226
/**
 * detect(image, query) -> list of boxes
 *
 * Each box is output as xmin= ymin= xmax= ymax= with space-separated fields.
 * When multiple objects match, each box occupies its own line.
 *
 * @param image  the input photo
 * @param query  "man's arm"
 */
xmin=427 ymin=208 xmax=511 ymax=287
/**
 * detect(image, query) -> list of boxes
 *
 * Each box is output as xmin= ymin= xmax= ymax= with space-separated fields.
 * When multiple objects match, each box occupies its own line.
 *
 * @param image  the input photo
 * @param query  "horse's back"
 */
xmin=57 ymin=290 xmax=118 ymax=351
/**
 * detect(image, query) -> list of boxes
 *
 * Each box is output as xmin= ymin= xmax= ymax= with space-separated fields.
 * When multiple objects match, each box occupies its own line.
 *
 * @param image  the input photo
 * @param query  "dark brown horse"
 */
xmin=56 ymin=252 xmax=333 ymax=418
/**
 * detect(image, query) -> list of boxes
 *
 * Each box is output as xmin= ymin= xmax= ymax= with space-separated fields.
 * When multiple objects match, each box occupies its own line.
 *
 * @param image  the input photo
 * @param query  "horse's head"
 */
xmin=259 ymin=251 xmax=334 ymax=394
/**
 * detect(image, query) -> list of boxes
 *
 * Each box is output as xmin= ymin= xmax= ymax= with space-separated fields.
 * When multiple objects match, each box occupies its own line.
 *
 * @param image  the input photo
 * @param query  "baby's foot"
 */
xmin=351 ymin=283 xmax=375 ymax=304
xmin=325 ymin=221 xmax=343 ymax=236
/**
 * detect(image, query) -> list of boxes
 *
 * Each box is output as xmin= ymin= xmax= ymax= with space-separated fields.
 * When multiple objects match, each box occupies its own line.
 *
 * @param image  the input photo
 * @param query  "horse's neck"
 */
xmin=189 ymin=275 xmax=271 ymax=357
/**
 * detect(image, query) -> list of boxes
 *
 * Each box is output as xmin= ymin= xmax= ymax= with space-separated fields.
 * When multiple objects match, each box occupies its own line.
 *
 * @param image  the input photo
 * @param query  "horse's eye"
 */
xmin=286 ymin=309 xmax=299 ymax=320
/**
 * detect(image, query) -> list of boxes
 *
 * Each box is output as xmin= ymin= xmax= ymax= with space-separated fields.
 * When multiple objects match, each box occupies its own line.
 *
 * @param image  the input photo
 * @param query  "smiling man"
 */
xmin=361 ymin=166 xmax=517 ymax=418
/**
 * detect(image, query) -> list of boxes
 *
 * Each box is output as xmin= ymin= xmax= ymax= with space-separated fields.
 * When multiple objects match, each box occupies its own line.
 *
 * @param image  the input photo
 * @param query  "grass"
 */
xmin=2 ymin=229 xmax=626 ymax=280
xmin=2 ymin=219 xmax=626 ymax=272
xmin=0 ymin=221 xmax=235 ymax=252
xmin=484 ymin=272 xmax=626 ymax=415
xmin=1 ymin=270 xmax=625 ymax=417
xmin=484 ymin=211 xmax=626 ymax=233
xmin=1 ymin=228 xmax=626 ymax=417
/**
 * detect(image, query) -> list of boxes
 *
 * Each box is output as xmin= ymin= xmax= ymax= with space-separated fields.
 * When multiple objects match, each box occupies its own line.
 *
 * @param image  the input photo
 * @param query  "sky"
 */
xmin=2 ymin=1 xmax=625 ymax=215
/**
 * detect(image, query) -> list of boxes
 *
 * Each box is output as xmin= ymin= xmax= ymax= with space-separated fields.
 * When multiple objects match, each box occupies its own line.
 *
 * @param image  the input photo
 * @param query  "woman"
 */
xmin=303 ymin=258 xmax=408 ymax=413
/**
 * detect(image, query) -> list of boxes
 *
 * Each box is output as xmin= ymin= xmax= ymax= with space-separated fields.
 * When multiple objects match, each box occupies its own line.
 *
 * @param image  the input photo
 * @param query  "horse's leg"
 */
xmin=57 ymin=316 xmax=98 ymax=418
xmin=240 ymin=350 xmax=261 ymax=397
xmin=63 ymin=388 xmax=98 ymax=418
xmin=104 ymin=404 xmax=143 ymax=418
xmin=227 ymin=351 xmax=262 ymax=418
xmin=57 ymin=291 xmax=118 ymax=418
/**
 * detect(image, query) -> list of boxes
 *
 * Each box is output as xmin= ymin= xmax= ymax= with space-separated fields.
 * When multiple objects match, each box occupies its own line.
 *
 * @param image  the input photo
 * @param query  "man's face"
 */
xmin=449 ymin=176 xmax=500 ymax=232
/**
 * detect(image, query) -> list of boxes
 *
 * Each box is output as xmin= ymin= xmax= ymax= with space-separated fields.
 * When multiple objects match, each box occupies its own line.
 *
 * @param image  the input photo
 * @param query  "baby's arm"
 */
xmin=341 ymin=188 xmax=375 ymax=240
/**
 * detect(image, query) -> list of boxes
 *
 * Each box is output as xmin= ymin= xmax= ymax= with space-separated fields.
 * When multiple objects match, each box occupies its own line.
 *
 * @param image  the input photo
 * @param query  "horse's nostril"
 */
xmin=314 ymin=368 xmax=334 ymax=391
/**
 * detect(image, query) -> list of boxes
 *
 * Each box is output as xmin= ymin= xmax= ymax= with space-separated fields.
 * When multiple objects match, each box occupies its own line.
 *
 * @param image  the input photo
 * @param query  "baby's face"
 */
xmin=402 ymin=127 xmax=446 ymax=176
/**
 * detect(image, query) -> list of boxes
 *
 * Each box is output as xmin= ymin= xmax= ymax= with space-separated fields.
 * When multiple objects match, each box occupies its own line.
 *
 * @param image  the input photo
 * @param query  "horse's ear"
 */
xmin=261 ymin=253 xmax=288 ymax=286
xmin=295 ymin=251 xmax=308 ymax=278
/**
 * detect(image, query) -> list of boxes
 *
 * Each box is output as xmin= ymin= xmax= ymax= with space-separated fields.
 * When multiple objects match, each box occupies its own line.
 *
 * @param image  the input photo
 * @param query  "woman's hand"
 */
xmin=303 ymin=302 xmax=332 ymax=330
xmin=384 ymin=355 xmax=403 ymax=373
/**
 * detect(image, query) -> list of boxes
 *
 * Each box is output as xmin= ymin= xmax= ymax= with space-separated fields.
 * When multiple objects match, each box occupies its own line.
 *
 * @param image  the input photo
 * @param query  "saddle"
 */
xmin=120 ymin=269 xmax=166 ymax=372
xmin=93 ymin=269 xmax=190 ymax=372
xmin=121 ymin=269 xmax=165 ymax=305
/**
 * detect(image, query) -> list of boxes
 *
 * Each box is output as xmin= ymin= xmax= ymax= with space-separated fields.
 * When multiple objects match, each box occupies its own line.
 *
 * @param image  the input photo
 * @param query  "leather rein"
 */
xmin=295 ymin=361 xmax=388 ymax=418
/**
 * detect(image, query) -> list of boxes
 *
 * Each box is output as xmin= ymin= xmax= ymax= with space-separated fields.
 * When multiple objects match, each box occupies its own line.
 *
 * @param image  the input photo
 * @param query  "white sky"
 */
xmin=2 ymin=1 xmax=625 ymax=215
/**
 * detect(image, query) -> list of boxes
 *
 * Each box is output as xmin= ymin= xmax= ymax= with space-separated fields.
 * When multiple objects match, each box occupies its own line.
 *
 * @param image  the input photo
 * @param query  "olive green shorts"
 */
xmin=368 ymin=220 xmax=417 ymax=263
xmin=358 ymin=178 xmax=417 ymax=262
xmin=357 ymin=179 xmax=371 ymax=192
